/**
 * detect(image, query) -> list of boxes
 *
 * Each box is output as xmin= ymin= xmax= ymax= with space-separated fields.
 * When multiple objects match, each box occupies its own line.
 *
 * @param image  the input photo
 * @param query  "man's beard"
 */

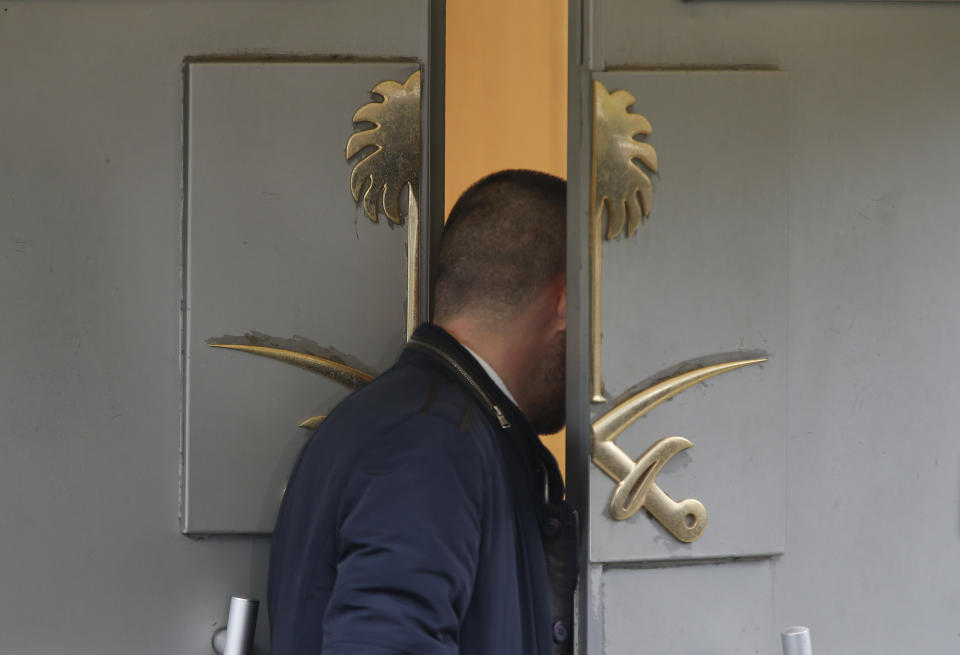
xmin=527 ymin=332 xmax=566 ymax=435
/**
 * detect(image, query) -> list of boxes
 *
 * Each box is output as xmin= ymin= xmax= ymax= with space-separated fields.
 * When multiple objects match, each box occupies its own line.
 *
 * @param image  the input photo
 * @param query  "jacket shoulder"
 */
xmin=302 ymin=359 xmax=500 ymax=479
xmin=332 ymin=359 xmax=493 ymax=436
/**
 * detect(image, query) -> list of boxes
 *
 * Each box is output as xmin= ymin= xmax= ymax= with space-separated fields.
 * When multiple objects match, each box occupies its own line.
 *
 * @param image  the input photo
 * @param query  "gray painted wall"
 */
xmin=0 ymin=2 xmax=428 ymax=653
xmin=587 ymin=1 xmax=960 ymax=653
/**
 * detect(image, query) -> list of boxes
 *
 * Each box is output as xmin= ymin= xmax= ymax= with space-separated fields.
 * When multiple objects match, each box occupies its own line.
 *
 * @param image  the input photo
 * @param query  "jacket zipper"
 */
xmin=408 ymin=338 xmax=512 ymax=429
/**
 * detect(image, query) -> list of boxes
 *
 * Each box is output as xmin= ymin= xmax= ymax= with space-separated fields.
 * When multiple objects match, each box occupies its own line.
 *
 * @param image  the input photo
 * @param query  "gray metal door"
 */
xmin=0 ymin=2 xmax=442 ymax=653
xmin=567 ymin=1 xmax=960 ymax=654
xmin=567 ymin=3 xmax=789 ymax=653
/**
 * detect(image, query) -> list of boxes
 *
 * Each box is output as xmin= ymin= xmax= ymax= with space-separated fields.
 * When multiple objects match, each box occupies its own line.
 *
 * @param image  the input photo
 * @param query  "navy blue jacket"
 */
xmin=268 ymin=324 xmax=574 ymax=655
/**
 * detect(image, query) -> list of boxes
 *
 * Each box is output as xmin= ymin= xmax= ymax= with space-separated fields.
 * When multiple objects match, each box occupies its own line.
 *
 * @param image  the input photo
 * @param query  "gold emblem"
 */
xmin=208 ymin=334 xmax=374 ymax=430
xmin=346 ymin=69 xmax=422 ymax=337
xmin=346 ymin=70 xmax=421 ymax=224
xmin=592 ymin=357 xmax=765 ymax=542
xmin=207 ymin=71 xmax=424 ymax=429
xmin=593 ymin=80 xmax=659 ymax=239
xmin=590 ymin=80 xmax=659 ymax=402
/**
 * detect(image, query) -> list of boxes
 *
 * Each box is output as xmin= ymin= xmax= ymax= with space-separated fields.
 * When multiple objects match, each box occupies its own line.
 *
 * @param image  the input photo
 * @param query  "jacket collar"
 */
xmin=403 ymin=323 xmax=565 ymax=503
xmin=404 ymin=323 xmax=523 ymax=429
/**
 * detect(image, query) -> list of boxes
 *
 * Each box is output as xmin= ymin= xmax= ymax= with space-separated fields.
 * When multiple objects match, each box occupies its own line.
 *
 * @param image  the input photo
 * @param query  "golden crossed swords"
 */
xmin=210 ymin=340 xmax=764 ymax=543
xmin=591 ymin=357 xmax=765 ymax=542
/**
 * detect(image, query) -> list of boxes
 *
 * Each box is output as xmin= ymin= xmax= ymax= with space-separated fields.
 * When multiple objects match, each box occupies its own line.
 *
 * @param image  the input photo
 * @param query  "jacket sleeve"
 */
xmin=321 ymin=414 xmax=485 ymax=655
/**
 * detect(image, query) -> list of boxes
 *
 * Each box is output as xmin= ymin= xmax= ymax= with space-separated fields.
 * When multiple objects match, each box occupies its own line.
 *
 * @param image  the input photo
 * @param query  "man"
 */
xmin=268 ymin=170 xmax=575 ymax=655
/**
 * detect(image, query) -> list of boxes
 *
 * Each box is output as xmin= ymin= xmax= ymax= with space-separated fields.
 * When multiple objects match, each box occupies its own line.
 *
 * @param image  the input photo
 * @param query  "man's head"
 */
xmin=433 ymin=169 xmax=566 ymax=434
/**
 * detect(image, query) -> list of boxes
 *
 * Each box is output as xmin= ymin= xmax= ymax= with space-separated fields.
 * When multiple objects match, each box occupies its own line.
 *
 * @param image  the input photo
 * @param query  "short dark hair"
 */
xmin=432 ymin=169 xmax=566 ymax=322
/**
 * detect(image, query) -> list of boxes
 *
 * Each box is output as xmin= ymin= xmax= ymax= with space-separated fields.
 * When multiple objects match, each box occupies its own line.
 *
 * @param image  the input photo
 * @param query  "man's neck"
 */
xmin=437 ymin=317 xmax=530 ymax=412
xmin=460 ymin=343 xmax=519 ymax=406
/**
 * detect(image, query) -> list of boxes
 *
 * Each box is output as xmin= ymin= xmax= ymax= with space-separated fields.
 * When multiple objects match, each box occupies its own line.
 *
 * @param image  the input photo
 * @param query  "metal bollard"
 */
xmin=781 ymin=626 xmax=812 ymax=655
xmin=211 ymin=595 xmax=259 ymax=655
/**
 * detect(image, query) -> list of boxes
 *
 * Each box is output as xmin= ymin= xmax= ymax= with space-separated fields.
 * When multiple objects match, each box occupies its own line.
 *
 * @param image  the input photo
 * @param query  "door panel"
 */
xmin=601 ymin=560 xmax=775 ymax=654
xmin=566 ymin=20 xmax=791 ymax=651
xmin=590 ymin=71 xmax=789 ymax=562
xmin=183 ymin=61 xmax=420 ymax=534
xmin=573 ymin=0 xmax=960 ymax=653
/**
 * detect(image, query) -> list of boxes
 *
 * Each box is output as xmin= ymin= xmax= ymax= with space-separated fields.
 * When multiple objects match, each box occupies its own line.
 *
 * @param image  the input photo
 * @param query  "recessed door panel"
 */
xmin=183 ymin=61 xmax=420 ymax=534
xmin=602 ymin=561 xmax=775 ymax=654
xmin=590 ymin=70 xmax=789 ymax=562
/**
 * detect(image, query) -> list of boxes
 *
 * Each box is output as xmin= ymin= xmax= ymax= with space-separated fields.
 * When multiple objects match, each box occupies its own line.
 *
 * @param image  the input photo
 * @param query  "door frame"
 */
xmin=566 ymin=0 xmax=600 ymax=652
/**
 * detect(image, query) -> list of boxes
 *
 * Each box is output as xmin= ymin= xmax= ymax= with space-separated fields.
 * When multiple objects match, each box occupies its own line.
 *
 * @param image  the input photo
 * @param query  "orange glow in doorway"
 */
xmin=446 ymin=1 xmax=568 ymax=476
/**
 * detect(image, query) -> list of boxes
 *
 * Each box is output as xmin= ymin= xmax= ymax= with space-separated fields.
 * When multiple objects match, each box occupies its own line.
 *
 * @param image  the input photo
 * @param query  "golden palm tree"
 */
xmin=207 ymin=71 xmax=423 ymax=429
xmin=346 ymin=70 xmax=422 ymax=338
xmin=590 ymin=80 xmax=659 ymax=401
